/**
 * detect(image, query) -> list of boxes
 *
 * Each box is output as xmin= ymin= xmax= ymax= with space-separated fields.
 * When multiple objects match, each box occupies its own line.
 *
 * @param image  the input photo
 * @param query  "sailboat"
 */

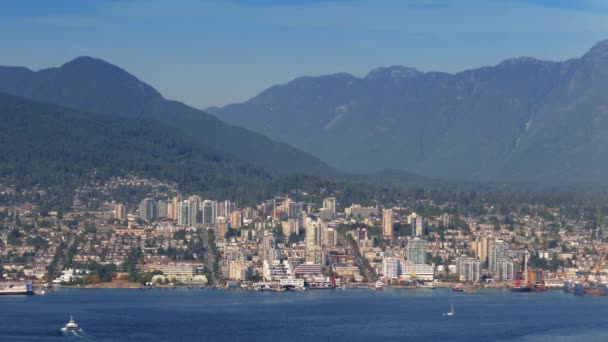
xmin=445 ymin=304 xmax=455 ymax=316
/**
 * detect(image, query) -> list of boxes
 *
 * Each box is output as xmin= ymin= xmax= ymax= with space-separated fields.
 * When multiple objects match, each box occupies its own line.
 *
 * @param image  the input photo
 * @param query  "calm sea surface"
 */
xmin=2 ymin=287 xmax=608 ymax=341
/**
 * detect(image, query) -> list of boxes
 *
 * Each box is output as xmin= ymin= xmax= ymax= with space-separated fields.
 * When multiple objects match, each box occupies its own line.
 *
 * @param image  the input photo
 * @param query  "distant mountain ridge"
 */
xmin=211 ymin=40 xmax=608 ymax=182
xmin=0 ymin=57 xmax=333 ymax=176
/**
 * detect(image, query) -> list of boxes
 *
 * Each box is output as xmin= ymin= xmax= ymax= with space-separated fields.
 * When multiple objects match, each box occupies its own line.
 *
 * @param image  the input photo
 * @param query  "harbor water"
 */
xmin=2 ymin=287 xmax=608 ymax=341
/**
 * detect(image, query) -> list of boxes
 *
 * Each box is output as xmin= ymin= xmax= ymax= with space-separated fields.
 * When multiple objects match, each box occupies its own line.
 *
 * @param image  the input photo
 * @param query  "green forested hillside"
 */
xmin=0 ymin=57 xmax=333 ymax=176
xmin=0 ymin=92 xmax=274 ymax=206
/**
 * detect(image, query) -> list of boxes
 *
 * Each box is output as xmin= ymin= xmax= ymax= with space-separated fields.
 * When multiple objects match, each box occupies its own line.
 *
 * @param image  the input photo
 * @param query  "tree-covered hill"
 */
xmin=0 ymin=57 xmax=333 ymax=176
xmin=0 ymin=92 xmax=273 ymax=203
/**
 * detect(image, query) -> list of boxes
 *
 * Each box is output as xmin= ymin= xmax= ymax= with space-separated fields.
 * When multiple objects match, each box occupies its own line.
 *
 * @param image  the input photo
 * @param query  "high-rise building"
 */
xmin=409 ymin=213 xmax=424 ymax=236
xmin=456 ymin=257 xmax=481 ymax=283
xmin=216 ymin=216 xmax=229 ymax=240
xmin=496 ymin=258 xmax=515 ymax=281
xmin=382 ymin=209 xmax=394 ymax=239
xmin=242 ymin=207 xmax=255 ymax=220
xmin=440 ymin=213 xmax=452 ymax=227
xmin=323 ymin=197 xmax=336 ymax=214
xmin=187 ymin=196 xmax=202 ymax=227
xmin=323 ymin=225 xmax=337 ymax=247
xmin=322 ymin=197 xmax=336 ymax=219
xmin=282 ymin=219 xmax=300 ymax=238
xmin=230 ymin=210 xmax=243 ymax=229
xmin=305 ymin=217 xmax=323 ymax=248
xmin=157 ymin=200 xmax=168 ymax=218
xmin=202 ymin=200 xmax=218 ymax=225
xmin=476 ymin=237 xmax=489 ymax=263
xmin=489 ymin=240 xmax=510 ymax=275
xmin=218 ymin=200 xmax=235 ymax=217
xmin=406 ymin=238 xmax=427 ymax=264
xmin=167 ymin=202 xmax=174 ymax=220
xmin=139 ymin=198 xmax=156 ymax=221
xmin=171 ymin=196 xmax=181 ymax=220
xmin=262 ymin=230 xmax=276 ymax=263
xmin=383 ymin=257 xmax=401 ymax=279
xmin=178 ymin=200 xmax=189 ymax=227
xmin=115 ymin=204 xmax=127 ymax=221
xmin=282 ymin=199 xmax=304 ymax=219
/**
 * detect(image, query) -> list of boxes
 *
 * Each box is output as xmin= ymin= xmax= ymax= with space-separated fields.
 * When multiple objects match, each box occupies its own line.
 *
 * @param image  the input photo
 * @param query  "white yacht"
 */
xmin=62 ymin=316 xmax=79 ymax=331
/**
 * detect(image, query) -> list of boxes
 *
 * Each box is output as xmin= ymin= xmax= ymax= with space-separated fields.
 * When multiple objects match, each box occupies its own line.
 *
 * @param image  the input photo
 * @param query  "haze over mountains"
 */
xmin=0 ymin=57 xmax=332 ymax=176
xmin=212 ymin=40 xmax=608 ymax=183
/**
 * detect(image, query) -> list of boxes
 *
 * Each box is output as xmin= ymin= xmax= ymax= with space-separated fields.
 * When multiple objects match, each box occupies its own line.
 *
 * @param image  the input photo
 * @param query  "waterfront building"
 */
xmin=496 ymin=257 xmax=515 ymax=281
xmin=476 ymin=237 xmax=490 ymax=263
xmin=456 ymin=257 xmax=481 ymax=283
xmin=279 ymin=277 xmax=305 ymax=287
xmin=334 ymin=265 xmax=362 ymax=282
xmin=382 ymin=209 xmax=394 ymax=239
xmin=406 ymin=238 xmax=427 ymax=264
xmin=400 ymin=261 xmax=434 ymax=281
xmin=263 ymin=260 xmax=293 ymax=281
xmin=229 ymin=261 xmax=251 ymax=281
xmin=383 ymin=257 xmax=400 ymax=279
xmin=143 ymin=260 xmax=204 ymax=283
xmin=489 ymin=240 xmax=510 ymax=275
xmin=293 ymin=263 xmax=323 ymax=276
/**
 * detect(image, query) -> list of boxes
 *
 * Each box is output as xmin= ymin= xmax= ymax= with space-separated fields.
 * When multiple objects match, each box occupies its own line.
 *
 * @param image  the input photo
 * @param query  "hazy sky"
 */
xmin=2 ymin=0 xmax=608 ymax=109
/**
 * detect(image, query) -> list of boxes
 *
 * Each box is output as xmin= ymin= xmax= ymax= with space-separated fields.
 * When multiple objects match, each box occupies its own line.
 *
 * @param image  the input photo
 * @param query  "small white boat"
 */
xmin=445 ymin=304 xmax=455 ymax=316
xmin=372 ymin=280 xmax=384 ymax=291
xmin=62 ymin=316 xmax=79 ymax=331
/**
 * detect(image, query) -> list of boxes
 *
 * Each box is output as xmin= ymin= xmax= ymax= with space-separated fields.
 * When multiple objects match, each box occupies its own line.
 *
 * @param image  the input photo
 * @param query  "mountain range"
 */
xmin=211 ymin=40 xmax=608 ymax=183
xmin=0 ymin=57 xmax=332 ymax=176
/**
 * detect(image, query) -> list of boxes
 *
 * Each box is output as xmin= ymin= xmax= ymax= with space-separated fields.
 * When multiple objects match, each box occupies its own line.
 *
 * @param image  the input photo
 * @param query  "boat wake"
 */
xmin=60 ymin=328 xmax=92 ymax=339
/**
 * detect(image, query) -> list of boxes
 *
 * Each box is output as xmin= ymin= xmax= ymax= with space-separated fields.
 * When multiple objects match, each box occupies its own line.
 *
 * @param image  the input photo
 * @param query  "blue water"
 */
xmin=2 ymin=288 xmax=608 ymax=341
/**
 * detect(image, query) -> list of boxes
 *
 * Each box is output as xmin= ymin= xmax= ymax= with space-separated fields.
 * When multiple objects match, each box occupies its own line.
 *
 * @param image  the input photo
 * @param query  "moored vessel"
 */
xmin=372 ymin=280 xmax=384 ymax=291
xmin=0 ymin=283 xmax=34 ymax=295
xmin=584 ymin=282 xmax=607 ymax=296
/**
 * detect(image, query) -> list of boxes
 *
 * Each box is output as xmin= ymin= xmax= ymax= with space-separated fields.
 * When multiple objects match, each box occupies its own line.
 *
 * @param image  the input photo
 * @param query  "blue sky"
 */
xmin=1 ymin=0 xmax=608 ymax=108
